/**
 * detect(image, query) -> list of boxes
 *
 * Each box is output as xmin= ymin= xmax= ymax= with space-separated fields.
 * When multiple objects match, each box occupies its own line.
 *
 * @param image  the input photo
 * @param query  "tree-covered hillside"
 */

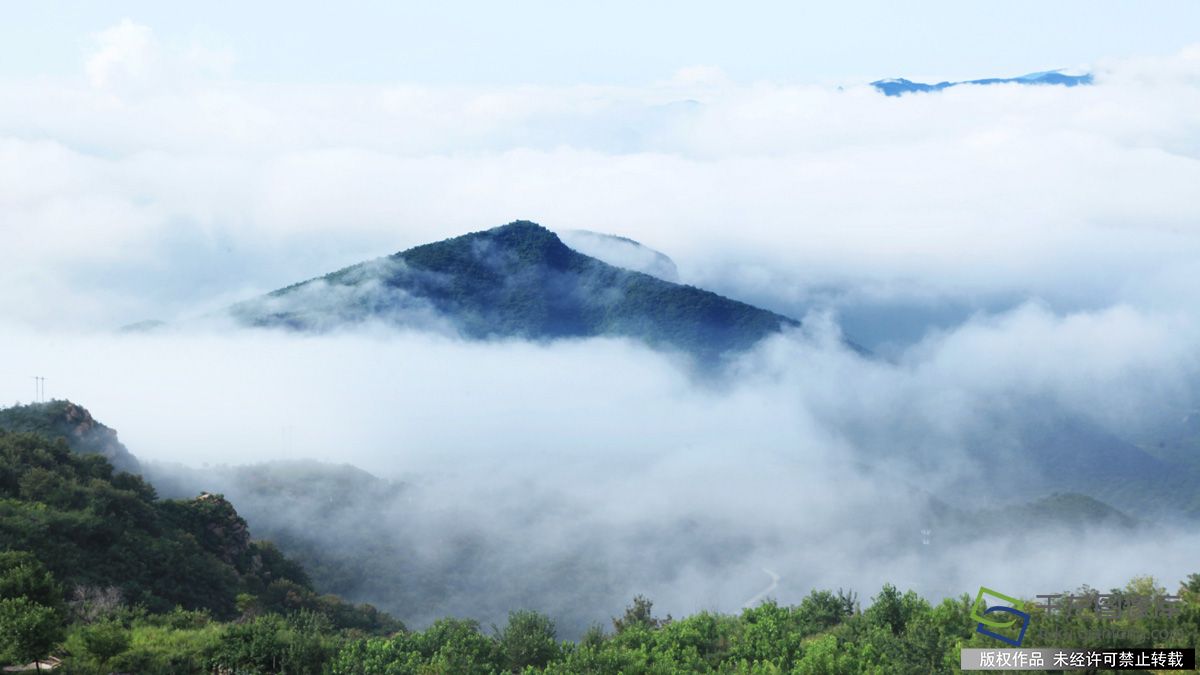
xmin=2 ymin=406 xmax=1199 ymax=672
xmin=0 ymin=401 xmax=140 ymax=474
xmin=0 ymin=426 xmax=400 ymax=671
xmin=230 ymin=221 xmax=800 ymax=361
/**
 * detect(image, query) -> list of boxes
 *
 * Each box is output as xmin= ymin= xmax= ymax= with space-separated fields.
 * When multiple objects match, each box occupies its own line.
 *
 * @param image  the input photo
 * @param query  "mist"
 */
xmin=3 ymin=18 xmax=1200 ymax=638
xmin=4 ymin=299 xmax=1199 ymax=634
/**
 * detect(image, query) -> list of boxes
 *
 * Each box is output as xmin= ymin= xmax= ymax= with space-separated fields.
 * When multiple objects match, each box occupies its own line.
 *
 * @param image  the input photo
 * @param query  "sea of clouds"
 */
xmin=2 ymin=21 xmax=1200 ymax=633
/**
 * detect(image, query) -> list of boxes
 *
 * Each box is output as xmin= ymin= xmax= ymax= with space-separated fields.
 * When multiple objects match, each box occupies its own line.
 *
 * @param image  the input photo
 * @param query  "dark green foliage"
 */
xmin=647 ymin=611 xmax=737 ymax=671
xmin=612 ymin=594 xmax=667 ymax=634
xmin=144 ymin=460 xmax=416 ymax=629
xmin=211 ymin=610 xmax=339 ymax=675
xmin=1184 ymin=573 xmax=1200 ymax=596
xmin=0 ymin=400 xmax=140 ymax=473
xmin=77 ymin=619 xmax=130 ymax=666
xmin=0 ymin=597 xmax=64 ymax=667
xmin=0 ymin=429 xmax=396 ymax=634
xmin=0 ymin=551 xmax=64 ymax=615
xmin=863 ymin=583 xmax=927 ymax=636
xmin=724 ymin=593 xmax=854 ymax=670
xmin=29 ymin=574 xmax=1200 ymax=674
xmin=415 ymin=617 xmax=504 ymax=674
xmin=233 ymin=220 xmax=800 ymax=362
xmin=250 ymin=540 xmax=313 ymax=593
xmin=728 ymin=600 xmax=803 ymax=667
xmin=798 ymin=588 xmax=855 ymax=634
xmin=62 ymin=608 xmax=222 ymax=675
xmin=0 ymin=552 xmax=66 ymax=670
xmin=0 ymin=430 xmax=238 ymax=616
xmin=498 ymin=609 xmax=560 ymax=671
xmin=328 ymin=618 xmax=504 ymax=675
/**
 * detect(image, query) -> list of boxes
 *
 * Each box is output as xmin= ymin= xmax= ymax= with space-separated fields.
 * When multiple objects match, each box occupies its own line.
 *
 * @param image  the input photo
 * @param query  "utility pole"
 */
xmin=31 ymin=376 xmax=46 ymax=402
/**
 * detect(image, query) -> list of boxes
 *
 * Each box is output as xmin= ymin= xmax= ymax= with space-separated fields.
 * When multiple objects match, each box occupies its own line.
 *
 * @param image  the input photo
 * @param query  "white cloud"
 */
xmin=85 ymin=19 xmax=159 ymax=91
xmin=82 ymin=19 xmax=238 ymax=97
xmin=2 ymin=41 xmax=1199 ymax=331
xmin=3 ymin=302 xmax=1198 ymax=630
xmin=4 ymin=31 xmax=1200 ymax=624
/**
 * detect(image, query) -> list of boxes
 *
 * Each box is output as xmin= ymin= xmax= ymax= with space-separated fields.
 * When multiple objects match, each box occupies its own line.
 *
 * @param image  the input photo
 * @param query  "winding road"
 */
xmin=741 ymin=568 xmax=781 ymax=609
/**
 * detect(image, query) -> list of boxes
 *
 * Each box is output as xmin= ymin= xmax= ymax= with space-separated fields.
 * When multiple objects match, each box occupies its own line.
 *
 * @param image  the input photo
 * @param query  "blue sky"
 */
xmin=5 ymin=0 xmax=1200 ymax=85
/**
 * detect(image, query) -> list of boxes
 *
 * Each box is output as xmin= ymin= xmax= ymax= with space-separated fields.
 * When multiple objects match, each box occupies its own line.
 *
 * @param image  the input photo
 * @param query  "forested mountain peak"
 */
xmin=230 ymin=220 xmax=801 ymax=361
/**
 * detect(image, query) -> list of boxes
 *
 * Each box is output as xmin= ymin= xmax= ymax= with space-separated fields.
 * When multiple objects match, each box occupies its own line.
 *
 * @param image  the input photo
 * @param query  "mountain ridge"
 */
xmin=872 ymin=70 xmax=1093 ymax=96
xmin=0 ymin=400 xmax=140 ymax=474
xmin=231 ymin=220 xmax=801 ymax=361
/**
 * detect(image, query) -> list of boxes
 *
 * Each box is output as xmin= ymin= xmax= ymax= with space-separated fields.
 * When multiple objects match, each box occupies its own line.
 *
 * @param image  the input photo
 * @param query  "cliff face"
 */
xmin=0 ymin=400 xmax=141 ymax=474
xmin=59 ymin=401 xmax=141 ymax=474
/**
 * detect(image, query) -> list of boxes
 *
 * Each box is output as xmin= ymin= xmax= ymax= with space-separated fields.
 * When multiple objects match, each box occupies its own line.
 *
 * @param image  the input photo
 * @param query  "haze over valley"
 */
xmin=3 ymin=4 xmax=1200 ymax=670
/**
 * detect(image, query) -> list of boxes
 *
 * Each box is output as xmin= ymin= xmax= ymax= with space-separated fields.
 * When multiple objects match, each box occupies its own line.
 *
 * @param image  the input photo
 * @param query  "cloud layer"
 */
xmin=3 ymin=22 xmax=1200 ymax=633
xmin=1 ymin=25 xmax=1199 ymax=334
xmin=5 ymin=302 xmax=1200 ymax=632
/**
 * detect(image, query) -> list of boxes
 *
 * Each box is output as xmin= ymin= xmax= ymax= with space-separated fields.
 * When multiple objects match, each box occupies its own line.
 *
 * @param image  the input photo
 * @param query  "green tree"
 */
xmin=729 ymin=600 xmax=804 ymax=667
xmin=0 ymin=551 xmax=63 ymax=613
xmin=412 ymin=618 xmax=501 ymax=674
xmin=498 ymin=609 xmax=559 ymax=671
xmin=612 ymin=595 xmax=667 ymax=634
xmin=864 ymin=583 xmax=927 ymax=636
xmin=79 ymin=619 xmax=131 ymax=668
xmin=212 ymin=611 xmax=336 ymax=674
xmin=329 ymin=634 xmax=420 ymax=674
xmin=0 ymin=597 xmax=64 ymax=672
xmin=650 ymin=611 xmax=734 ymax=671
xmin=797 ymin=589 xmax=854 ymax=635
xmin=793 ymin=633 xmax=859 ymax=674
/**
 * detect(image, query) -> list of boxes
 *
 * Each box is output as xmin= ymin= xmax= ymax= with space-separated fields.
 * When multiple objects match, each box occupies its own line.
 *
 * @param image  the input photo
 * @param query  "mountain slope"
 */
xmin=0 ymin=421 xmax=400 ymax=637
xmin=872 ymin=70 xmax=1092 ymax=96
xmin=230 ymin=220 xmax=799 ymax=360
xmin=0 ymin=401 xmax=140 ymax=474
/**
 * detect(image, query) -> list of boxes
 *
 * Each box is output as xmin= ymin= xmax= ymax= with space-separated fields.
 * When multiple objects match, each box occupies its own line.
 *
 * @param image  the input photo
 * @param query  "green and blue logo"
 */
xmin=972 ymin=586 xmax=1030 ymax=647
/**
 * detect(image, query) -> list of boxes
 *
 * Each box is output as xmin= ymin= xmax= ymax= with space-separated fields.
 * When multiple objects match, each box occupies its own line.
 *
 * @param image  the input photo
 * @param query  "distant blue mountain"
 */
xmin=872 ymin=70 xmax=1093 ymax=96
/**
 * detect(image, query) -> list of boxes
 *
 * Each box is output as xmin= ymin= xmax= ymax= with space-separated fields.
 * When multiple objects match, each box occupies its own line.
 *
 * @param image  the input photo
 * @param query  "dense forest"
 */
xmin=0 ymin=401 xmax=140 ymax=474
xmin=2 ymin=421 xmax=1199 ymax=673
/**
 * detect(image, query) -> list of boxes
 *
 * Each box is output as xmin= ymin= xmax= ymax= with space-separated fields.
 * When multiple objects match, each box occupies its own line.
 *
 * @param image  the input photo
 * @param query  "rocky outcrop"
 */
xmin=59 ymin=401 xmax=141 ymax=474
xmin=0 ymin=400 xmax=141 ymax=474
xmin=192 ymin=492 xmax=253 ymax=567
